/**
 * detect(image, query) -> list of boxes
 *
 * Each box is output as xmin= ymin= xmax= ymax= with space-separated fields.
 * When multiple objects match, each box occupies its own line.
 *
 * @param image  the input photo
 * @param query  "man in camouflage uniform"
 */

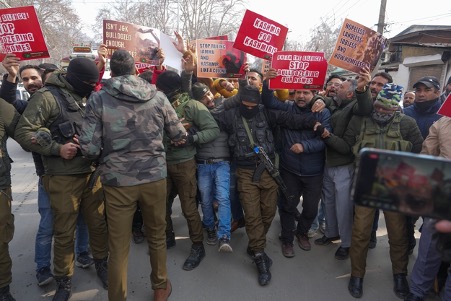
xmin=0 ymin=99 xmax=20 ymax=301
xmin=156 ymin=70 xmax=220 ymax=271
xmin=80 ymin=50 xmax=183 ymax=301
xmin=14 ymin=58 xmax=108 ymax=301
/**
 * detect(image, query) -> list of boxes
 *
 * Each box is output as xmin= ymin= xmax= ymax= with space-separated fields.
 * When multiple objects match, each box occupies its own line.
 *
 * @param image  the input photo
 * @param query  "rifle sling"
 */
xmin=242 ymin=117 xmax=279 ymax=182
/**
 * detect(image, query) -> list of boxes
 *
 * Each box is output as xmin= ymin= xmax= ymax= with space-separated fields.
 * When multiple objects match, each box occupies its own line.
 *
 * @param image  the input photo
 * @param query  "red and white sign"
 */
xmin=269 ymin=51 xmax=328 ymax=90
xmin=233 ymin=10 xmax=288 ymax=60
xmin=0 ymin=6 xmax=49 ymax=61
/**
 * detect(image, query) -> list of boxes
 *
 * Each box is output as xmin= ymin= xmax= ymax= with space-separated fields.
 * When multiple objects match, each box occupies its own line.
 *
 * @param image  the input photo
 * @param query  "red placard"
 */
xmin=0 ymin=6 xmax=49 ymax=61
xmin=233 ymin=10 xmax=288 ymax=60
xmin=268 ymin=51 xmax=328 ymax=90
xmin=438 ymin=94 xmax=451 ymax=118
xmin=329 ymin=18 xmax=387 ymax=73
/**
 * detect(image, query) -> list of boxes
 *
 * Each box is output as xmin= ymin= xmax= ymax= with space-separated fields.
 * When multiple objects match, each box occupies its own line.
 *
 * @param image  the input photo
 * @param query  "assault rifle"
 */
xmin=252 ymin=145 xmax=301 ymax=221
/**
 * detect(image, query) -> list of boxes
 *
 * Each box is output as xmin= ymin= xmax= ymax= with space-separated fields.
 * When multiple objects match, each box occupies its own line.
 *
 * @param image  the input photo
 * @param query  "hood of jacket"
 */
xmin=102 ymin=75 xmax=156 ymax=103
xmin=45 ymin=71 xmax=74 ymax=91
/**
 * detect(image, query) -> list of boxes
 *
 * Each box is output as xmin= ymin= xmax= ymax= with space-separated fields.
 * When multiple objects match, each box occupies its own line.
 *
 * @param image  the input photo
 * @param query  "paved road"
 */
xmin=6 ymin=139 xmax=439 ymax=301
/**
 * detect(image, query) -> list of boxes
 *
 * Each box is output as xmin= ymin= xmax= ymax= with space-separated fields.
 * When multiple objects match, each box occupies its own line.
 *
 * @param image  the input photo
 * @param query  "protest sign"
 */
xmin=103 ymin=20 xmax=160 ymax=66
xmin=0 ymin=6 xmax=49 ymax=61
xmin=196 ymin=39 xmax=246 ymax=78
xmin=438 ymin=94 xmax=451 ymax=118
xmin=269 ymin=51 xmax=328 ymax=90
xmin=233 ymin=10 xmax=288 ymax=60
xmin=329 ymin=18 xmax=387 ymax=73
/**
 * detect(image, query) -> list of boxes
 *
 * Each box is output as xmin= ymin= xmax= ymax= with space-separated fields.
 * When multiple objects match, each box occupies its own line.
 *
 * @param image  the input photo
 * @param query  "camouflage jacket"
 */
xmin=0 ymin=99 xmax=20 ymax=190
xmin=79 ymin=75 xmax=186 ymax=187
xmin=14 ymin=72 xmax=94 ymax=175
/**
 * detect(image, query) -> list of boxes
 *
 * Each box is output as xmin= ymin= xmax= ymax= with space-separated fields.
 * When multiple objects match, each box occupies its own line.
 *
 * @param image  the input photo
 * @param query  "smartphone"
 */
xmin=352 ymin=148 xmax=451 ymax=220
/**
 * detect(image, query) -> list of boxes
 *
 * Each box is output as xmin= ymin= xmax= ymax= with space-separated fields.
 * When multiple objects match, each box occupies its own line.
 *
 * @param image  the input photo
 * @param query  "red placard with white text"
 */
xmin=233 ymin=10 xmax=288 ymax=60
xmin=269 ymin=51 xmax=328 ymax=90
xmin=438 ymin=94 xmax=451 ymax=118
xmin=0 ymin=6 xmax=49 ymax=61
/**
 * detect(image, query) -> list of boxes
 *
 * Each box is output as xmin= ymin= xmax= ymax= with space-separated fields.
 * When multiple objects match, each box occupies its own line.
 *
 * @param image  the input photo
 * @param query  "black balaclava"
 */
xmin=65 ymin=58 xmax=99 ymax=98
xmin=239 ymin=84 xmax=260 ymax=119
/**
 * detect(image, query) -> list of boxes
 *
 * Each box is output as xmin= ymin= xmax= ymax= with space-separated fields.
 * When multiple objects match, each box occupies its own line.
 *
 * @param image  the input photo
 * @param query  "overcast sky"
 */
xmin=72 ymin=0 xmax=451 ymax=42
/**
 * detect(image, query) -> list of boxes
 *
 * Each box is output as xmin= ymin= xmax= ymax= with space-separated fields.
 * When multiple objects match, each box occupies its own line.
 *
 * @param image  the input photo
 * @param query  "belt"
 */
xmin=196 ymin=158 xmax=230 ymax=164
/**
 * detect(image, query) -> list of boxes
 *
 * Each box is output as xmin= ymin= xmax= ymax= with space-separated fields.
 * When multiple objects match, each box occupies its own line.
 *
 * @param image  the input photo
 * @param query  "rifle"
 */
xmin=252 ymin=145 xmax=301 ymax=221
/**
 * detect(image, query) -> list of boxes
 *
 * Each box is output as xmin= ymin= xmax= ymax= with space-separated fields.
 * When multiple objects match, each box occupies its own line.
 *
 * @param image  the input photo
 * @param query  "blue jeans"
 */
xmin=35 ymin=178 xmax=90 ymax=271
xmin=197 ymin=161 xmax=231 ymax=239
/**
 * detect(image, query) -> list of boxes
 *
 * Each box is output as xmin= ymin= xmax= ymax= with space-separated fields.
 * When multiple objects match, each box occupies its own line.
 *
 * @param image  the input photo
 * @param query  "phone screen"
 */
xmin=352 ymin=148 xmax=451 ymax=220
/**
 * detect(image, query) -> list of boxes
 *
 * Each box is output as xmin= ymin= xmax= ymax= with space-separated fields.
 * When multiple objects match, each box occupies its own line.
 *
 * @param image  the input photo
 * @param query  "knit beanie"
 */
xmin=156 ymin=71 xmax=182 ymax=95
xmin=374 ymin=83 xmax=403 ymax=111
xmin=240 ymin=84 xmax=261 ymax=104
xmin=192 ymin=82 xmax=209 ymax=101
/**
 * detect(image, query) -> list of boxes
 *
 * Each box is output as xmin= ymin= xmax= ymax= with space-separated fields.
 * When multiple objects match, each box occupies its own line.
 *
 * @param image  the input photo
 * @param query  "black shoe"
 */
xmin=0 ymin=285 xmax=16 ymax=301
xmin=393 ymin=273 xmax=409 ymax=299
xmin=75 ymin=251 xmax=94 ymax=269
xmin=36 ymin=266 xmax=54 ymax=287
xmin=132 ymin=228 xmax=145 ymax=244
xmin=206 ymin=228 xmax=218 ymax=245
xmin=335 ymin=246 xmax=350 ymax=260
xmin=254 ymin=252 xmax=271 ymax=286
xmin=369 ymin=231 xmax=377 ymax=249
xmin=404 ymin=292 xmax=423 ymax=301
xmin=183 ymin=244 xmax=205 ymax=271
xmin=166 ymin=232 xmax=176 ymax=249
xmin=53 ymin=277 xmax=72 ymax=301
xmin=314 ymin=235 xmax=340 ymax=246
xmin=348 ymin=276 xmax=363 ymax=298
xmin=94 ymin=257 xmax=108 ymax=290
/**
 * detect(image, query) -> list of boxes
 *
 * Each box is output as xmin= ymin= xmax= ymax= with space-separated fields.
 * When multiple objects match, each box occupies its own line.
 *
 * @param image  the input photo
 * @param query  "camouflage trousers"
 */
xmin=43 ymin=174 xmax=108 ymax=277
xmin=0 ymin=187 xmax=14 ymax=289
xmin=104 ymin=179 xmax=168 ymax=301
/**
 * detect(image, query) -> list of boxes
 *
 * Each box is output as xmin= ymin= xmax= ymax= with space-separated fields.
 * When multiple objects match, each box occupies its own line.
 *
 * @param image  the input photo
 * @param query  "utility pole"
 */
xmin=377 ymin=0 xmax=387 ymax=34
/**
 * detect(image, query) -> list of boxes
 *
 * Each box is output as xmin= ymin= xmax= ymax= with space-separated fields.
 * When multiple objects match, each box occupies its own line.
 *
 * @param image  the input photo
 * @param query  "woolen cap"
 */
xmin=240 ymin=84 xmax=260 ymax=104
xmin=192 ymin=82 xmax=209 ymax=101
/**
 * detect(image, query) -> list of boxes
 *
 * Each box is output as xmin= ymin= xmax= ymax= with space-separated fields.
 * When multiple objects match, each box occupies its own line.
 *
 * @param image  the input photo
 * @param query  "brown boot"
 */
xmin=154 ymin=279 xmax=172 ymax=301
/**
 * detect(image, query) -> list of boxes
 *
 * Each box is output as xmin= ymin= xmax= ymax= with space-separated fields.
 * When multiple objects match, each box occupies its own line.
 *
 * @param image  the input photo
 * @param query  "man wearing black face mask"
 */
xmin=15 ymin=58 xmax=109 ymax=301
xmin=212 ymin=79 xmax=321 ymax=286
xmin=403 ymin=76 xmax=443 ymax=139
